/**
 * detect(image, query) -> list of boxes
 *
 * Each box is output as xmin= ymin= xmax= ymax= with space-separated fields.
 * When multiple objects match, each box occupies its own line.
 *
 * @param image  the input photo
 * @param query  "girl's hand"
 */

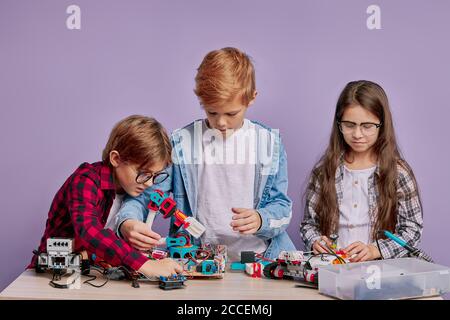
xmin=230 ymin=208 xmax=262 ymax=235
xmin=312 ymin=236 xmax=333 ymax=254
xmin=344 ymin=241 xmax=381 ymax=262
xmin=138 ymin=258 xmax=183 ymax=278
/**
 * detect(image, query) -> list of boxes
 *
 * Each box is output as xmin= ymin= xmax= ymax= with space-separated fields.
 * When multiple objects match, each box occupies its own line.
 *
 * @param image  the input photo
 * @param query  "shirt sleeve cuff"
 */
xmin=116 ymin=219 xmax=129 ymax=239
xmin=122 ymin=250 xmax=148 ymax=271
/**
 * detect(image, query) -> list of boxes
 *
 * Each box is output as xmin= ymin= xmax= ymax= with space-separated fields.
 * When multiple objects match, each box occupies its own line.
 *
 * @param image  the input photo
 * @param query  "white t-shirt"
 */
xmin=196 ymin=119 xmax=267 ymax=262
xmin=105 ymin=194 xmax=124 ymax=231
xmin=337 ymin=165 xmax=376 ymax=248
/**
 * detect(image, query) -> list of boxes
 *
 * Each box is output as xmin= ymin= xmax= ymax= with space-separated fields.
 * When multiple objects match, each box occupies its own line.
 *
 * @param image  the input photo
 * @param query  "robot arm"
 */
xmin=146 ymin=190 xmax=206 ymax=239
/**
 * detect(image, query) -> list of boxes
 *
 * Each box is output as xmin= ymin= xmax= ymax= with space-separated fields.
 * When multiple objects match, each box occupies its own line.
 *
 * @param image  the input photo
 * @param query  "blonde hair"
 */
xmin=102 ymin=115 xmax=172 ymax=169
xmin=194 ymin=47 xmax=256 ymax=107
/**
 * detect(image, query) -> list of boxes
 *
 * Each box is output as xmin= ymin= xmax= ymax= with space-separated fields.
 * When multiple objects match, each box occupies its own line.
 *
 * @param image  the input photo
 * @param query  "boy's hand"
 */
xmin=312 ymin=236 xmax=333 ymax=254
xmin=120 ymin=219 xmax=161 ymax=251
xmin=343 ymin=241 xmax=381 ymax=262
xmin=230 ymin=208 xmax=262 ymax=235
xmin=138 ymin=258 xmax=183 ymax=278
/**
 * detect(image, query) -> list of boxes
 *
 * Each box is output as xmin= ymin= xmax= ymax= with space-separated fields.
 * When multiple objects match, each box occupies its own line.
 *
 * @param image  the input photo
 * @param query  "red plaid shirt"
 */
xmin=29 ymin=161 xmax=148 ymax=271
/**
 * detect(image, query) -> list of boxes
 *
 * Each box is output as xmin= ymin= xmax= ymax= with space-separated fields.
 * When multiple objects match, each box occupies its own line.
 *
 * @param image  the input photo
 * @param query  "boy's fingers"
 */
xmin=230 ymin=218 xmax=245 ymax=227
xmin=236 ymin=222 xmax=257 ymax=232
xmin=133 ymin=232 xmax=159 ymax=246
xmin=234 ymin=212 xmax=254 ymax=220
xmin=231 ymin=211 xmax=254 ymax=220
xmin=137 ymin=225 xmax=161 ymax=239
xmin=231 ymin=215 xmax=255 ymax=227
xmin=241 ymin=229 xmax=258 ymax=235
xmin=145 ymin=229 xmax=162 ymax=240
xmin=174 ymin=263 xmax=183 ymax=273
xmin=129 ymin=239 xmax=152 ymax=251
xmin=231 ymin=208 xmax=248 ymax=214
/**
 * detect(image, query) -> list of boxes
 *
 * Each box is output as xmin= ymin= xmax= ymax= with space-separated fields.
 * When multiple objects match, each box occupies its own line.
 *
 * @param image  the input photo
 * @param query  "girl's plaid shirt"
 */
xmin=300 ymin=160 xmax=423 ymax=259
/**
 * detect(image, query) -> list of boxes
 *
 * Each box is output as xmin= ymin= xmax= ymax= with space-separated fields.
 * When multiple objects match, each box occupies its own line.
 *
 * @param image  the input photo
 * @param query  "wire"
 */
xmin=411 ymin=248 xmax=433 ymax=263
xmin=83 ymin=267 xmax=109 ymax=288
xmin=194 ymin=249 xmax=211 ymax=261
xmin=255 ymin=253 xmax=275 ymax=263
xmin=321 ymin=243 xmax=346 ymax=264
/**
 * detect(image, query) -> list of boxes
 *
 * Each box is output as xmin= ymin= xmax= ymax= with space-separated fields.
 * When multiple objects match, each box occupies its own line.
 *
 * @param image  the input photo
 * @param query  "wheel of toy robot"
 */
xmin=304 ymin=270 xmax=317 ymax=284
xmin=273 ymin=265 xmax=285 ymax=278
xmin=263 ymin=262 xmax=279 ymax=279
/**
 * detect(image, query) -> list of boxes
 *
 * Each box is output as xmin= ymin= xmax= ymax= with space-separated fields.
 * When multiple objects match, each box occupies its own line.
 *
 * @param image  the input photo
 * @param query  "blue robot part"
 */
xmin=198 ymin=260 xmax=217 ymax=275
xmin=230 ymin=262 xmax=246 ymax=271
xmin=166 ymin=236 xmax=187 ymax=247
xmin=149 ymin=191 xmax=166 ymax=206
xmin=169 ymin=245 xmax=198 ymax=259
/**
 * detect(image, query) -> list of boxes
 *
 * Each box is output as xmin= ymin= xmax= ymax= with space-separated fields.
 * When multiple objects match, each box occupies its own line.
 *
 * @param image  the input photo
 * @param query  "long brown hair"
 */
xmin=308 ymin=80 xmax=419 ymax=240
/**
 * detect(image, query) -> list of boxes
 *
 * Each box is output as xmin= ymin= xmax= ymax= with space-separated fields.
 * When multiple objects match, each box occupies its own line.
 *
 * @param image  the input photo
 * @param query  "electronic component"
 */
xmin=240 ymin=251 xmax=256 ymax=264
xmin=34 ymin=238 xmax=90 ymax=289
xmin=36 ymin=238 xmax=82 ymax=274
xmin=146 ymin=236 xmax=227 ymax=279
xmin=159 ymin=274 xmax=186 ymax=290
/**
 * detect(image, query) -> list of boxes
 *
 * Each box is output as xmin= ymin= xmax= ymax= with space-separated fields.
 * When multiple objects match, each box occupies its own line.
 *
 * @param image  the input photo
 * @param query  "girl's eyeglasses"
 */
xmin=337 ymin=120 xmax=382 ymax=136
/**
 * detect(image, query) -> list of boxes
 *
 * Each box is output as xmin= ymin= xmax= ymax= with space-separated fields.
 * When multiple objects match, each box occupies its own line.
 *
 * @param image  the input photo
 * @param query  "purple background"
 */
xmin=1 ymin=0 xmax=450 ymax=297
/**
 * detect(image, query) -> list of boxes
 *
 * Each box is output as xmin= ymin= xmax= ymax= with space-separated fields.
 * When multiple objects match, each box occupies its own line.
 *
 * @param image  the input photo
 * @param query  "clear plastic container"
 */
xmin=318 ymin=258 xmax=450 ymax=300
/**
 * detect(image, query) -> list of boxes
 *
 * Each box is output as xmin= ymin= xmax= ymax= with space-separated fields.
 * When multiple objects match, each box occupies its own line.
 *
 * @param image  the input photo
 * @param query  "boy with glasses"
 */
xmin=30 ymin=115 xmax=182 ymax=278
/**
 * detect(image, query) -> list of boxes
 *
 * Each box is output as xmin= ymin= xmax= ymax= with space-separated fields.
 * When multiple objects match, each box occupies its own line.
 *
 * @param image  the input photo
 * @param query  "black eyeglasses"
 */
xmin=337 ymin=120 xmax=382 ymax=136
xmin=135 ymin=170 xmax=169 ymax=185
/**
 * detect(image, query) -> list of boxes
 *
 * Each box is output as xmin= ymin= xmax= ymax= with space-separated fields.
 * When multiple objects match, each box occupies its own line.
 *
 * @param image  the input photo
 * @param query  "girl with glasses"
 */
xmin=300 ymin=80 xmax=424 ymax=262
